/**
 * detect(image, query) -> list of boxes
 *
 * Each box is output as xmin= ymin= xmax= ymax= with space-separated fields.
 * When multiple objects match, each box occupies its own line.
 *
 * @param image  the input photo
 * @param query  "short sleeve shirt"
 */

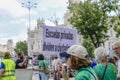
xmin=75 ymin=67 xmax=98 ymax=80
xmin=93 ymin=63 xmax=117 ymax=80
xmin=15 ymin=59 xmax=27 ymax=69
xmin=38 ymin=60 xmax=46 ymax=68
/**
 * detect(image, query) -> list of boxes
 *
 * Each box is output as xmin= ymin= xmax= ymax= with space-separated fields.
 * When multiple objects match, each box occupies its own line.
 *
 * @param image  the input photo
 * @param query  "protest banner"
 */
xmin=42 ymin=26 xmax=77 ymax=55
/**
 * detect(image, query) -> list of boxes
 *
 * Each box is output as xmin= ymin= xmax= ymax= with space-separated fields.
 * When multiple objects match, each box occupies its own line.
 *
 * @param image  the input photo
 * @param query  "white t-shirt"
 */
xmin=52 ymin=58 xmax=61 ymax=71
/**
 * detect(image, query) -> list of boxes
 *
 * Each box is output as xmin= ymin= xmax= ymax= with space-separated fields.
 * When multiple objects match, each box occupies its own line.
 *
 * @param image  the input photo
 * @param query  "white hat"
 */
xmin=67 ymin=45 xmax=88 ymax=59
xmin=94 ymin=47 xmax=108 ymax=62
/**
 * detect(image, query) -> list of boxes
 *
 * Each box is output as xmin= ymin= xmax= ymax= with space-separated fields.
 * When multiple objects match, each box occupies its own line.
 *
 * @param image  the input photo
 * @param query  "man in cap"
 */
xmin=60 ymin=45 xmax=98 ymax=80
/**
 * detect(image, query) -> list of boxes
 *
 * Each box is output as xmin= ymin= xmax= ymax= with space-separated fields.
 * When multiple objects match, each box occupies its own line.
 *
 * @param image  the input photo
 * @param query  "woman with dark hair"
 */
xmin=38 ymin=54 xmax=49 ymax=80
xmin=60 ymin=45 xmax=98 ymax=80
xmin=38 ymin=54 xmax=44 ymax=60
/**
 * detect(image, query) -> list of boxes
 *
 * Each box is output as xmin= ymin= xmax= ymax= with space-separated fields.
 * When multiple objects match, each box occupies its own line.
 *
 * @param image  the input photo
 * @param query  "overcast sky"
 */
xmin=0 ymin=0 xmax=68 ymax=45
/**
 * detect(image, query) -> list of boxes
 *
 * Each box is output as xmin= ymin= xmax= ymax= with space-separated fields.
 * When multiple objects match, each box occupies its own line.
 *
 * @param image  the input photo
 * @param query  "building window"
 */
xmin=30 ymin=34 xmax=34 ymax=38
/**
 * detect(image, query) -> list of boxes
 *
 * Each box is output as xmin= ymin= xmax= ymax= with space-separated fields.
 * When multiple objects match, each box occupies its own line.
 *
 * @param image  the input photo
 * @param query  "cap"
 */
xmin=94 ymin=47 xmax=108 ymax=62
xmin=59 ymin=52 xmax=70 ymax=58
xmin=59 ymin=45 xmax=88 ymax=59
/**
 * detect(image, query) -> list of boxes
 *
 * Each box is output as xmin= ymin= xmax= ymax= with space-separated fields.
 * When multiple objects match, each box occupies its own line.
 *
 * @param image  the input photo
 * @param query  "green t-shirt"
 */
xmin=93 ymin=63 xmax=117 ymax=80
xmin=75 ymin=67 xmax=98 ymax=80
xmin=38 ymin=60 xmax=47 ymax=68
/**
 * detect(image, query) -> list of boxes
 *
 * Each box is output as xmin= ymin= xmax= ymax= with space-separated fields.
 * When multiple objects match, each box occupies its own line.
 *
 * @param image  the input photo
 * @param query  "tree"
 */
xmin=68 ymin=0 xmax=110 ymax=48
xmin=100 ymin=0 xmax=120 ymax=19
xmin=110 ymin=16 xmax=120 ymax=37
xmin=14 ymin=41 xmax=28 ymax=55
xmin=0 ymin=51 xmax=4 ymax=54
xmin=82 ymin=38 xmax=95 ymax=58
xmin=98 ymin=0 xmax=120 ymax=37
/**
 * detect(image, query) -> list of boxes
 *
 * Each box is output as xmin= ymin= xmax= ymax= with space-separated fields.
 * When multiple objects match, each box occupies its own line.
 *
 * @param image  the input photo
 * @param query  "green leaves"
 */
xmin=14 ymin=41 xmax=28 ymax=56
xmin=68 ymin=0 xmax=120 ymax=56
xmin=68 ymin=0 xmax=109 ymax=48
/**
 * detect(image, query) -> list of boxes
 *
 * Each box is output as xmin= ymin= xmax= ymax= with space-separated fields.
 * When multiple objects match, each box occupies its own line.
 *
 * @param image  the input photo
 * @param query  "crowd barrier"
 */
xmin=15 ymin=69 xmax=33 ymax=80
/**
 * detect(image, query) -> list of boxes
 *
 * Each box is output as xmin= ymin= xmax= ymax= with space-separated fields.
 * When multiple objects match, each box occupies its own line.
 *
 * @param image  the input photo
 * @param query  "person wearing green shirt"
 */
xmin=38 ymin=54 xmax=48 ymax=80
xmin=60 ymin=45 xmax=98 ymax=80
xmin=93 ymin=47 xmax=117 ymax=80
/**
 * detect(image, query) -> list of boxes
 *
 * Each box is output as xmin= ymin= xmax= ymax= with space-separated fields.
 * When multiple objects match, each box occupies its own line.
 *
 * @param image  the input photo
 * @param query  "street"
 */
xmin=32 ymin=71 xmax=74 ymax=80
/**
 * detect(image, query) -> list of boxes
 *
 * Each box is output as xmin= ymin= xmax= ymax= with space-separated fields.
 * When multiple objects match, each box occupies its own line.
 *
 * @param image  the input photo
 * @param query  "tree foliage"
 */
xmin=98 ymin=0 xmax=120 ymax=37
xmin=68 ymin=0 xmax=110 ymax=48
xmin=82 ymin=38 xmax=95 ymax=58
xmin=0 ymin=51 xmax=4 ymax=54
xmin=14 ymin=41 xmax=28 ymax=55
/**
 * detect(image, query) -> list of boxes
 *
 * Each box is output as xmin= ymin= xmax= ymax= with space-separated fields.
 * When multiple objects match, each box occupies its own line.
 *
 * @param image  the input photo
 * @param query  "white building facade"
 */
xmin=0 ymin=39 xmax=15 ymax=55
xmin=27 ymin=19 xmax=45 ymax=56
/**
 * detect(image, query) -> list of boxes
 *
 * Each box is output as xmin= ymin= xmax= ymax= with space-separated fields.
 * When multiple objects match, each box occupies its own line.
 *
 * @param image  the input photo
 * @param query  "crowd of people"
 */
xmin=51 ymin=40 xmax=120 ymax=80
xmin=0 ymin=51 xmax=28 ymax=80
xmin=0 ymin=40 xmax=120 ymax=80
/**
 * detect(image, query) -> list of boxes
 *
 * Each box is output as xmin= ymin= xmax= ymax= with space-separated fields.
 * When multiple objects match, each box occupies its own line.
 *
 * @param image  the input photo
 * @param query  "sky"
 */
xmin=0 ymin=0 xmax=68 ymax=45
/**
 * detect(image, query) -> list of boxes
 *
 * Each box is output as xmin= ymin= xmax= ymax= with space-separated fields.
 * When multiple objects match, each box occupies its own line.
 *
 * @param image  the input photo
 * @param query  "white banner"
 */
xmin=42 ymin=26 xmax=77 ymax=55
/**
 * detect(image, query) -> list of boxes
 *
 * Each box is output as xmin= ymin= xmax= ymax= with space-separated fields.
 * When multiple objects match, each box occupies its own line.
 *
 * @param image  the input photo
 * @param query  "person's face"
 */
xmin=67 ymin=57 xmax=72 ymax=68
xmin=113 ymin=45 xmax=120 ymax=57
xmin=20 ymin=53 xmax=24 ymax=59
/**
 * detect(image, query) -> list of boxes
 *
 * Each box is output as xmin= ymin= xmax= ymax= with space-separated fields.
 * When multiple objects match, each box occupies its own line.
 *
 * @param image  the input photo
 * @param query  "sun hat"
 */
xmin=94 ymin=47 xmax=108 ymax=62
xmin=59 ymin=45 xmax=88 ymax=59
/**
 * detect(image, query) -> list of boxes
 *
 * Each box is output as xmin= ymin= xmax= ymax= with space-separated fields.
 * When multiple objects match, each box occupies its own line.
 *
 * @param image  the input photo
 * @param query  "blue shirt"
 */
xmin=0 ymin=62 xmax=5 ymax=69
xmin=15 ymin=59 xmax=27 ymax=69
xmin=91 ymin=61 xmax=97 ymax=68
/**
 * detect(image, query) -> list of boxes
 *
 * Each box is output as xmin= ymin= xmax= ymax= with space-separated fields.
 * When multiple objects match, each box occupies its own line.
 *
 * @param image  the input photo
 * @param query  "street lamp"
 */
xmin=22 ymin=1 xmax=37 ymax=28
xmin=48 ymin=13 xmax=60 ymax=26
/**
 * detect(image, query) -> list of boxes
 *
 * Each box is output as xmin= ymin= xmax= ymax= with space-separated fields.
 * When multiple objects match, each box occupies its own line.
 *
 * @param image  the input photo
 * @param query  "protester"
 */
xmin=113 ymin=56 xmax=118 ymax=65
xmin=0 ymin=52 xmax=16 ymax=80
xmin=0 ymin=61 xmax=4 ymax=78
xmin=57 ymin=55 xmax=69 ymax=80
xmin=90 ymin=58 xmax=97 ymax=68
xmin=108 ymin=55 xmax=118 ymax=66
xmin=15 ymin=52 xmax=28 ymax=69
xmin=93 ymin=47 xmax=117 ymax=80
xmin=52 ymin=56 xmax=61 ymax=80
xmin=60 ymin=63 xmax=69 ymax=80
xmin=112 ymin=40 xmax=120 ymax=80
xmin=60 ymin=45 xmax=98 ymax=80
xmin=38 ymin=54 xmax=48 ymax=80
